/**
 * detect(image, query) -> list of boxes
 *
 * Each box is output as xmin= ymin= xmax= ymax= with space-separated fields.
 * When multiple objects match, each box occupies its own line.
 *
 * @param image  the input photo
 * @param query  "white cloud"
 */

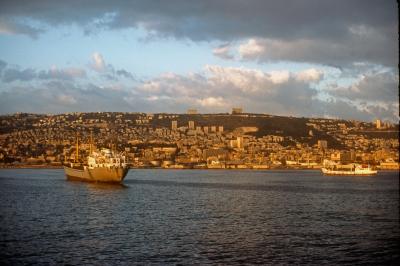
xmin=88 ymin=52 xmax=134 ymax=82
xmin=295 ymin=68 xmax=324 ymax=82
xmin=91 ymin=52 xmax=106 ymax=71
xmin=134 ymin=65 xmax=320 ymax=115
xmin=141 ymin=81 xmax=161 ymax=93
xmin=205 ymin=65 xmax=270 ymax=92
xmin=131 ymin=64 xmax=398 ymax=121
xmin=197 ymin=97 xmax=227 ymax=107
xmin=57 ymin=94 xmax=77 ymax=105
xmin=269 ymin=71 xmax=290 ymax=84
xmin=238 ymin=39 xmax=265 ymax=58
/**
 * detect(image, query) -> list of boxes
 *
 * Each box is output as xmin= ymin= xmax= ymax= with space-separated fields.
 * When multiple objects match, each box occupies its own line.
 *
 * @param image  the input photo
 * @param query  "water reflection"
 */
xmin=66 ymin=179 xmax=128 ymax=190
xmin=126 ymin=178 xmax=392 ymax=195
xmin=87 ymin=182 xmax=128 ymax=191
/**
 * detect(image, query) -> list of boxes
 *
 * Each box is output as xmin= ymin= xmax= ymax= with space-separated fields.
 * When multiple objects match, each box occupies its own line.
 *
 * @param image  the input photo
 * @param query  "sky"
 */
xmin=0 ymin=0 xmax=398 ymax=122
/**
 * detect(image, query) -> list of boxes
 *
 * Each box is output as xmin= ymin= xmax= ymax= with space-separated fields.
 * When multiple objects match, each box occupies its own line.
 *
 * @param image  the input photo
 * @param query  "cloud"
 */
xmin=295 ymin=68 xmax=324 ymax=82
xmin=204 ymin=65 xmax=320 ymax=89
xmin=57 ymin=94 xmax=77 ymax=105
xmin=0 ymin=63 xmax=397 ymax=121
xmin=0 ymin=60 xmax=7 ymax=75
xmin=0 ymin=17 xmax=44 ymax=39
xmin=268 ymin=71 xmax=290 ymax=84
xmin=213 ymin=43 xmax=234 ymax=60
xmin=134 ymin=65 xmax=398 ymax=121
xmin=38 ymin=67 xmax=86 ymax=80
xmin=116 ymin=69 xmax=134 ymax=79
xmin=0 ymin=1 xmax=397 ymax=67
xmin=90 ymin=52 xmax=106 ymax=72
xmin=205 ymin=65 xmax=271 ymax=93
xmin=136 ymin=65 xmax=312 ymax=114
xmin=89 ymin=52 xmax=135 ymax=81
xmin=0 ymin=81 xmax=137 ymax=113
xmin=324 ymin=70 xmax=399 ymax=121
xmin=0 ymin=57 xmax=133 ymax=85
xmin=362 ymin=102 xmax=399 ymax=121
xmin=2 ymin=68 xmax=36 ymax=82
xmin=238 ymin=39 xmax=265 ymax=58
xmin=318 ymin=98 xmax=373 ymax=122
xmin=0 ymin=62 xmax=87 ymax=82
xmin=237 ymin=35 xmax=397 ymax=67
xmin=197 ymin=97 xmax=227 ymax=107
xmin=328 ymin=71 xmax=398 ymax=102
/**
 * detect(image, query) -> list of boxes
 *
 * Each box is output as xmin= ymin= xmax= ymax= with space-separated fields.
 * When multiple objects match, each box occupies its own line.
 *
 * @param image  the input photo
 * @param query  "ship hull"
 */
xmin=64 ymin=166 xmax=129 ymax=183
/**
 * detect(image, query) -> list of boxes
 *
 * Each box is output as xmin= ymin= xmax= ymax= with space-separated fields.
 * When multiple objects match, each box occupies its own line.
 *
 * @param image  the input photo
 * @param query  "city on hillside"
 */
xmin=0 ymin=108 xmax=399 ymax=169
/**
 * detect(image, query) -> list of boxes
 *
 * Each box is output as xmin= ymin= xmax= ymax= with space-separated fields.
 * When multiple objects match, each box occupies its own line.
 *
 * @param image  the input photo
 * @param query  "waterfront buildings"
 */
xmin=0 ymin=112 xmax=398 ymax=169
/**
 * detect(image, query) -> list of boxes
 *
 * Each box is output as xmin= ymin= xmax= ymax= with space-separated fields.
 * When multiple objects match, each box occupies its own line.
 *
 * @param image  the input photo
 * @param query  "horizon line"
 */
xmin=1 ymin=111 xmax=397 ymax=124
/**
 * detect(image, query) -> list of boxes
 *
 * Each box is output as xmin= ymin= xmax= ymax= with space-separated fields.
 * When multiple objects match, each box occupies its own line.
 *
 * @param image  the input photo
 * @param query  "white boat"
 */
xmin=321 ymin=163 xmax=377 ymax=176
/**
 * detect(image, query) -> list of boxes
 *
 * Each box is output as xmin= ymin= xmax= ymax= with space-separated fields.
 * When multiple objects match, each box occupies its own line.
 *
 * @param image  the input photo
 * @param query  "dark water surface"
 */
xmin=0 ymin=169 xmax=398 ymax=265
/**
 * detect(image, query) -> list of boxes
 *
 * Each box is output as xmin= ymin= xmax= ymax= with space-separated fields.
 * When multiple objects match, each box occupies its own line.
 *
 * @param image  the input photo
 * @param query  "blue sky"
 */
xmin=0 ymin=0 xmax=398 ymax=122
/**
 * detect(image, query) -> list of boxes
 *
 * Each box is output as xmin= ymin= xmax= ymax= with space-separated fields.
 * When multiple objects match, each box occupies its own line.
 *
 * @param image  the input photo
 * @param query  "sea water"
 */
xmin=0 ymin=169 xmax=398 ymax=264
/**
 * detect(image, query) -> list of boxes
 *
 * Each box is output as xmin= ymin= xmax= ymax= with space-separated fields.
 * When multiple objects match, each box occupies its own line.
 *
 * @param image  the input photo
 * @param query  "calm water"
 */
xmin=0 ymin=169 xmax=398 ymax=265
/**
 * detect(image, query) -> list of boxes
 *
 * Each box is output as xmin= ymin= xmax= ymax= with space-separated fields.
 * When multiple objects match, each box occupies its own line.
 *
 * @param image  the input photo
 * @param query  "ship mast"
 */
xmin=75 ymin=132 xmax=79 ymax=163
xmin=89 ymin=129 xmax=93 ymax=154
xmin=109 ymin=122 xmax=117 ymax=153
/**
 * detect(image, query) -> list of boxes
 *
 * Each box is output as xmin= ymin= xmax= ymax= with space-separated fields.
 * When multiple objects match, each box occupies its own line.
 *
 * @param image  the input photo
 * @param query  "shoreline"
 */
xmin=0 ymin=164 xmax=317 ymax=170
xmin=0 ymin=165 xmax=398 ymax=171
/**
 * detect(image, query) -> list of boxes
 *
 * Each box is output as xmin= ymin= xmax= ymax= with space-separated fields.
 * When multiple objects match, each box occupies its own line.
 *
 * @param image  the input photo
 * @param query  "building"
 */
xmin=171 ymin=120 xmax=178 ymax=131
xmin=340 ymin=150 xmax=356 ymax=163
xmin=237 ymin=136 xmax=244 ymax=149
xmin=229 ymin=136 xmax=244 ymax=149
xmin=203 ymin=148 xmax=228 ymax=160
xmin=376 ymin=119 xmax=381 ymax=129
xmin=331 ymin=150 xmax=355 ymax=163
xmin=232 ymin=107 xmax=243 ymax=114
xmin=187 ymin=109 xmax=198 ymax=115
xmin=218 ymin=126 xmax=224 ymax=133
xmin=188 ymin=121 xmax=195 ymax=130
xmin=318 ymin=140 xmax=328 ymax=150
